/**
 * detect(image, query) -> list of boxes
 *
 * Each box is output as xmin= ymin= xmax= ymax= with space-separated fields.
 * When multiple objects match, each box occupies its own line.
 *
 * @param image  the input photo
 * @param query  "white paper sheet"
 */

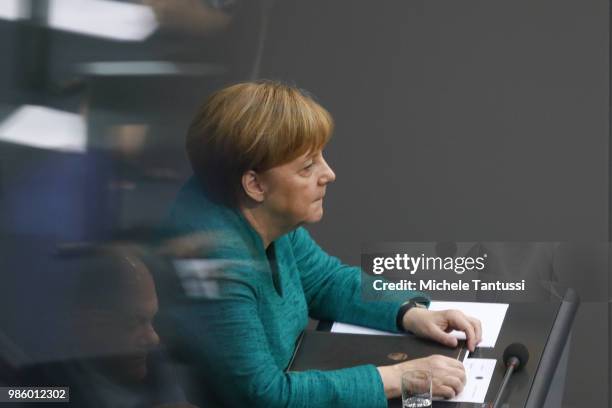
xmin=330 ymin=322 xmax=402 ymax=336
xmin=445 ymin=358 xmax=497 ymax=403
xmin=428 ymin=302 xmax=508 ymax=348
xmin=330 ymin=301 xmax=509 ymax=348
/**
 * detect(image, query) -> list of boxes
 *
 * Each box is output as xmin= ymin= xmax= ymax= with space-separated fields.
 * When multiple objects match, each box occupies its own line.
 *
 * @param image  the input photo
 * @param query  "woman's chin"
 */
xmin=306 ymin=207 xmax=324 ymax=223
xmin=292 ymin=203 xmax=325 ymax=227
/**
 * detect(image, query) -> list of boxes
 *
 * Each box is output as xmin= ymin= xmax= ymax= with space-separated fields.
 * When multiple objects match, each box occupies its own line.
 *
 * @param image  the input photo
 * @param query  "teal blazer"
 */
xmin=156 ymin=177 xmax=427 ymax=408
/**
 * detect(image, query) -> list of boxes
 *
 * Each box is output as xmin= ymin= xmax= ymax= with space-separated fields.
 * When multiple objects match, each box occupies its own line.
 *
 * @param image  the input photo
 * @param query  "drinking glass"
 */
xmin=401 ymin=369 xmax=432 ymax=408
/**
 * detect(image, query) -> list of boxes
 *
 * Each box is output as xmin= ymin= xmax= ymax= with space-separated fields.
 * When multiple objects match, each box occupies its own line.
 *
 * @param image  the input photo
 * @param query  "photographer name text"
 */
xmin=373 ymin=279 xmax=526 ymax=292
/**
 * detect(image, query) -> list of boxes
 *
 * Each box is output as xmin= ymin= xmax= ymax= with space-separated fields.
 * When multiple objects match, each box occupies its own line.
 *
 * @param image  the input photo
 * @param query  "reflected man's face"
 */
xmin=75 ymin=258 xmax=160 ymax=383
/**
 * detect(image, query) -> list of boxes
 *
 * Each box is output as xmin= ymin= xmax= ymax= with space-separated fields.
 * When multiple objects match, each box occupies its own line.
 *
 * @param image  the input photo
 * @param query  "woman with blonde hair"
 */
xmin=159 ymin=80 xmax=481 ymax=407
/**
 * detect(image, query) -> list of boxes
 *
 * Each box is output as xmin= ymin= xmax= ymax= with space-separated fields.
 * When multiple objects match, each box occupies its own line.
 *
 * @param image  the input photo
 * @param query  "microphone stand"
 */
xmin=491 ymin=357 xmax=519 ymax=408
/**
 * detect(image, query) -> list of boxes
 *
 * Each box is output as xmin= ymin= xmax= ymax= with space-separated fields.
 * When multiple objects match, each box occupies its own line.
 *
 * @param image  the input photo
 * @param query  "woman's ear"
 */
xmin=241 ymin=170 xmax=265 ymax=203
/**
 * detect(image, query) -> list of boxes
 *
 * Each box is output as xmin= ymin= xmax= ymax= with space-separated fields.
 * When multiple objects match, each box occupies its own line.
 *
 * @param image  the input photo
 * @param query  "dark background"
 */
xmin=0 ymin=1 xmax=609 ymax=406
xmin=261 ymin=2 xmax=609 ymax=407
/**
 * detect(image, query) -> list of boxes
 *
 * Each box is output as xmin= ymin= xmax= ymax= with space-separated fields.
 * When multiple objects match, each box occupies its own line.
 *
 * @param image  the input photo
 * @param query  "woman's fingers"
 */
xmin=435 ymin=385 xmax=458 ymax=399
xmin=469 ymin=316 xmax=483 ymax=345
xmin=437 ymin=310 xmax=482 ymax=351
xmin=427 ymin=355 xmax=466 ymax=397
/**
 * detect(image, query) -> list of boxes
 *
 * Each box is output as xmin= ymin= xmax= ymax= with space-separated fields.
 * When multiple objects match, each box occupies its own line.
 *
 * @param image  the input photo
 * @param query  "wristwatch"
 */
xmin=396 ymin=297 xmax=429 ymax=331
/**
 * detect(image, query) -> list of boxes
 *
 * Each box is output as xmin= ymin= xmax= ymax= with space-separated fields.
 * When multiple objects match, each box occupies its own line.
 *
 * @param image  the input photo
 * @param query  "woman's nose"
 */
xmin=320 ymin=158 xmax=336 ymax=184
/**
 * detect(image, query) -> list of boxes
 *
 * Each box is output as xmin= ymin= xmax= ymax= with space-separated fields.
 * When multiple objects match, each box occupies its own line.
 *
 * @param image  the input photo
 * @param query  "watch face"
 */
xmin=387 ymin=352 xmax=408 ymax=362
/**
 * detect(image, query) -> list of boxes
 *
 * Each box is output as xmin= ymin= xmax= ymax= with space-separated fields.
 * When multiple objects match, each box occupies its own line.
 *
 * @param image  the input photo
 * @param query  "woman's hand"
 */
xmin=403 ymin=308 xmax=482 ymax=352
xmin=377 ymin=355 xmax=466 ymax=399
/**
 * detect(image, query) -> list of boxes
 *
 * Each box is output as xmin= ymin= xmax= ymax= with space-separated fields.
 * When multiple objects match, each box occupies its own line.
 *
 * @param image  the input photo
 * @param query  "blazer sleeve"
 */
xmin=290 ymin=227 xmax=430 ymax=332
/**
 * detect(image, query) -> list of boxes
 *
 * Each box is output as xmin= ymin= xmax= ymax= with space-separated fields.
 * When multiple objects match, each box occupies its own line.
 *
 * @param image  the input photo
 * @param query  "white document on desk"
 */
xmin=428 ymin=302 xmax=508 ymax=348
xmin=330 ymin=323 xmax=402 ymax=336
xmin=330 ymin=301 xmax=509 ymax=348
xmin=442 ymin=358 xmax=497 ymax=404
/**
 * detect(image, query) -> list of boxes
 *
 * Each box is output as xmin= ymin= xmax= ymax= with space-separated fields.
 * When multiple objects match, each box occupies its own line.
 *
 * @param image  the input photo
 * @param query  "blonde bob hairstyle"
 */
xmin=186 ymin=80 xmax=334 ymax=206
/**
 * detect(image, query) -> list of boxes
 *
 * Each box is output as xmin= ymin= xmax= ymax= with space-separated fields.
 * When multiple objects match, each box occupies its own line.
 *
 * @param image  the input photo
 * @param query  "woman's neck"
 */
xmin=239 ymin=205 xmax=290 ymax=249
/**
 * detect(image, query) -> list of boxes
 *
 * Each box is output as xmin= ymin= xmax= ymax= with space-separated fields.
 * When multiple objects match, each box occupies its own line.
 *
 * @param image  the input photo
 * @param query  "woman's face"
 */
xmin=258 ymin=150 xmax=336 ymax=228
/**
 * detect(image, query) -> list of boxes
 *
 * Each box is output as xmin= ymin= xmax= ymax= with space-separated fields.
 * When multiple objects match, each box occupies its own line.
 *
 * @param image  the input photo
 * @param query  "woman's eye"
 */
xmin=304 ymin=162 xmax=314 ymax=170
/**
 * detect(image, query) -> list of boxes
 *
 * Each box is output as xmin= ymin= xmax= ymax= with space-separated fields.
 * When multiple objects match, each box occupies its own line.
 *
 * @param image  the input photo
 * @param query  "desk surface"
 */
xmin=320 ymin=301 xmax=566 ymax=408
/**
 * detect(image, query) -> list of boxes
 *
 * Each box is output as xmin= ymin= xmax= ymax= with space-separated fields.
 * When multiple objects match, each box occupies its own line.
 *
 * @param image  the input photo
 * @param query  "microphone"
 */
xmin=491 ymin=343 xmax=530 ymax=408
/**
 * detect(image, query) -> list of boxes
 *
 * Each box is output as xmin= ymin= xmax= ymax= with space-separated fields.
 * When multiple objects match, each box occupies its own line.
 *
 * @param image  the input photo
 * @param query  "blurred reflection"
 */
xmin=0 ymin=0 xmax=26 ymax=21
xmin=150 ymin=231 xmax=239 ymax=406
xmin=1 ymin=0 xmax=272 ymax=240
xmin=69 ymin=246 xmax=160 ymax=380
xmin=48 ymin=0 xmax=158 ymax=41
xmin=0 ymin=105 xmax=86 ymax=152
xmin=144 ymin=0 xmax=232 ymax=37
xmin=21 ymin=244 xmax=198 ymax=408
